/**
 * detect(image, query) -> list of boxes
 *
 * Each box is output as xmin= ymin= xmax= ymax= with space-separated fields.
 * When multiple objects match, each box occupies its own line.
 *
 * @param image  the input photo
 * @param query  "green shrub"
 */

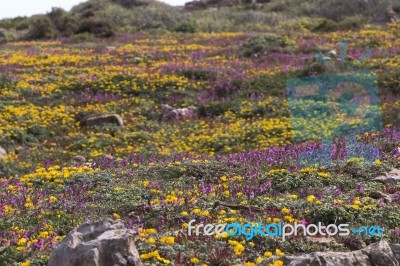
xmin=174 ymin=19 xmax=198 ymax=33
xmin=240 ymin=33 xmax=292 ymax=58
xmin=111 ymin=0 xmax=150 ymax=8
xmin=25 ymin=15 xmax=58 ymax=40
xmin=198 ymin=102 xmax=230 ymax=117
xmin=77 ymin=17 xmax=115 ymax=38
xmin=337 ymin=15 xmax=368 ymax=30
xmin=312 ymin=19 xmax=339 ymax=32
xmin=47 ymin=8 xmax=80 ymax=36
xmin=316 ymin=0 xmax=391 ymax=22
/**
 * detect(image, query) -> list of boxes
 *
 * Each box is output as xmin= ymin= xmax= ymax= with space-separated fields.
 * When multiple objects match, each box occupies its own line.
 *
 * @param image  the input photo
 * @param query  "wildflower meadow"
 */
xmin=1 ymin=8 xmax=400 ymax=265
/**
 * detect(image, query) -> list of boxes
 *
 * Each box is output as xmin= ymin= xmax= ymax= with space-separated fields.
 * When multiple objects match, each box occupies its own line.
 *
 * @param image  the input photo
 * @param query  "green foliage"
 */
xmin=312 ymin=15 xmax=368 ymax=32
xmin=48 ymin=8 xmax=80 ymax=36
xmin=111 ymin=0 xmax=151 ymax=8
xmin=25 ymin=15 xmax=58 ymax=40
xmin=174 ymin=19 xmax=198 ymax=33
xmin=240 ymin=33 xmax=293 ymax=58
xmin=306 ymin=205 xmax=360 ymax=224
xmin=198 ymin=101 xmax=231 ymax=117
xmin=77 ymin=17 xmax=115 ymax=38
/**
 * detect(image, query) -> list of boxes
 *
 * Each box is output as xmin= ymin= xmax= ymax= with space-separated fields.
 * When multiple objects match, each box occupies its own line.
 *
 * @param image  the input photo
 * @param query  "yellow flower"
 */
xmin=160 ymin=236 xmax=175 ymax=245
xmin=289 ymin=194 xmax=298 ymax=200
xmin=17 ymin=238 xmax=28 ymax=246
xmin=181 ymin=211 xmax=189 ymax=216
xmin=220 ymin=175 xmax=228 ymax=182
xmin=307 ymin=195 xmax=316 ymax=203
xmin=145 ymin=237 xmax=156 ymax=244
xmin=140 ymin=250 xmax=159 ymax=260
xmin=269 ymin=260 xmax=284 ymax=266
xmin=113 ymin=213 xmax=121 ymax=219
xmin=334 ymin=199 xmax=343 ymax=204
xmin=281 ymin=207 xmax=290 ymax=214
xmin=24 ymin=202 xmax=34 ymax=209
xmin=39 ymin=231 xmax=49 ymax=239
xmin=264 ymin=251 xmax=273 ymax=258
xmin=49 ymin=195 xmax=58 ymax=203
xmin=218 ymin=210 xmax=226 ymax=215
xmin=200 ymin=210 xmax=210 ymax=217
xmin=273 ymin=217 xmax=280 ymax=223
xmin=192 ymin=208 xmax=201 ymax=214
xmin=21 ymin=261 xmax=31 ymax=266
xmin=233 ymin=243 xmax=245 ymax=256
xmin=190 ymin=257 xmax=200 ymax=264
xmin=317 ymin=172 xmax=330 ymax=178
xmin=256 ymin=256 xmax=263 ymax=263
xmin=244 ymin=263 xmax=256 ymax=266
xmin=275 ymin=248 xmax=285 ymax=257
xmin=54 ymin=236 xmax=63 ymax=242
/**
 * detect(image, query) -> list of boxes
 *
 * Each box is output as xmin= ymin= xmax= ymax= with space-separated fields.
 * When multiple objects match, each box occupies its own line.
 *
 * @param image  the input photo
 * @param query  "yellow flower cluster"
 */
xmin=20 ymin=166 xmax=97 ymax=184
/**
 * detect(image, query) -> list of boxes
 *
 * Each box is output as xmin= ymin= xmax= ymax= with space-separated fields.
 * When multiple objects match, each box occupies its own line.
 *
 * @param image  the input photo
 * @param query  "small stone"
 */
xmin=373 ymin=168 xmax=400 ymax=185
xmin=84 ymin=114 xmax=123 ymax=127
xmin=72 ymin=155 xmax=87 ymax=163
xmin=0 ymin=246 xmax=6 ymax=253
xmin=0 ymin=147 xmax=6 ymax=159
xmin=369 ymin=191 xmax=389 ymax=199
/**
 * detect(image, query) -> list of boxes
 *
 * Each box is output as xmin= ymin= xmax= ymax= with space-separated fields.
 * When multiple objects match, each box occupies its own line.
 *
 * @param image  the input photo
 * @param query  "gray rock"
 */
xmin=284 ymin=241 xmax=399 ymax=266
xmin=0 ymin=147 xmax=6 ymax=159
xmin=369 ymin=191 xmax=394 ymax=203
xmin=373 ymin=168 xmax=400 ymax=185
xmin=72 ymin=155 xmax=87 ymax=163
xmin=48 ymin=219 xmax=142 ymax=266
xmin=133 ymin=57 xmax=142 ymax=64
xmin=84 ymin=114 xmax=123 ymax=127
xmin=0 ymin=246 xmax=6 ymax=253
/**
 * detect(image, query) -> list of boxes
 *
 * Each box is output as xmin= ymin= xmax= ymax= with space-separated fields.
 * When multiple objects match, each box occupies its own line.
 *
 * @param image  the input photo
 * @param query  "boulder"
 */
xmin=369 ymin=191 xmax=394 ymax=203
xmin=373 ymin=168 xmax=400 ymax=185
xmin=48 ymin=219 xmax=142 ymax=266
xmin=284 ymin=241 xmax=400 ymax=266
xmin=160 ymin=104 xmax=198 ymax=121
xmin=387 ymin=5 xmax=400 ymax=23
xmin=0 ymin=147 xmax=6 ymax=159
xmin=84 ymin=114 xmax=124 ymax=127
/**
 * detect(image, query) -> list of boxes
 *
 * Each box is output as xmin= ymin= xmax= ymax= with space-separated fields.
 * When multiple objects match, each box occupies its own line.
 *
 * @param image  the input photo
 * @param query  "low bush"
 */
xmin=239 ymin=33 xmax=293 ymax=58
xmin=77 ymin=17 xmax=115 ymax=38
xmin=25 ymin=15 xmax=58 ymax=40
